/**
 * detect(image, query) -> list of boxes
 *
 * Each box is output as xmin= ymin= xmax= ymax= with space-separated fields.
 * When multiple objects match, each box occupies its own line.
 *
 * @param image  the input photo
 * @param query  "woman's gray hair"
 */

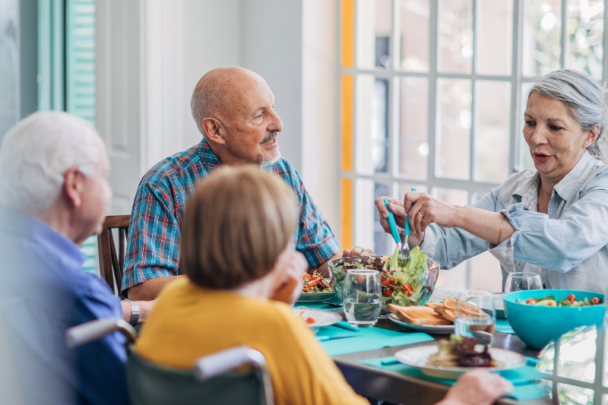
xmin=0 ymin=111 xmax=104 ymax=216
xmin=529 ymin=68 xmax=608 ymax=161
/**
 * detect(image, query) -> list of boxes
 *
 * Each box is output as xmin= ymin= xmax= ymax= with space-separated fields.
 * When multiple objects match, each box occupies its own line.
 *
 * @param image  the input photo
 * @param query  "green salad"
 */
xmin=329 ymin=246 xmax=431 ymax=308
xmin=380 ymin=246 xmax=430 ymax=307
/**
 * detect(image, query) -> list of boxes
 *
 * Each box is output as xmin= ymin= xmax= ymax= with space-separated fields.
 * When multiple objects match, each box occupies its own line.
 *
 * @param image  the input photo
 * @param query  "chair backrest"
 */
xmin=97 ymin=215 xmax=131 ymax=294
xmin=127 ymin=347 xmax=269 ymax=405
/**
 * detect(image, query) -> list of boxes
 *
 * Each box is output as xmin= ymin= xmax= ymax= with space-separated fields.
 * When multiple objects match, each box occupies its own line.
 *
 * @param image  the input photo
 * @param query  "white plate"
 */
xmin=395 ymin=344 xmax=527 ymax=380
xmin=388 ymin=314 xmax=454 ymax=335
xmin=292 ymin=308 xmax=341 ymax=328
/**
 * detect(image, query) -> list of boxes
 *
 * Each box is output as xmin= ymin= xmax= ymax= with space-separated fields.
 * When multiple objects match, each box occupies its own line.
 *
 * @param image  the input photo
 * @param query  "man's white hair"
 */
xmin=0 ymin=111 xmax=104 ymax=216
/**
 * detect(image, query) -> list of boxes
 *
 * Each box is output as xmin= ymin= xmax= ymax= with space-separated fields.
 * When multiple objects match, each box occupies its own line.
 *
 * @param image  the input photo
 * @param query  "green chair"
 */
xmin=66 ymin=319 xmax=273 ymax=405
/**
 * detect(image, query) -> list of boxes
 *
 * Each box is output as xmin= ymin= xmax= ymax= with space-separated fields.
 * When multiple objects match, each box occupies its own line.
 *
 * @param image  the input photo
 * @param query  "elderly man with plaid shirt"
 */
xmin=124 ymin=67 xmax=372 ymax=300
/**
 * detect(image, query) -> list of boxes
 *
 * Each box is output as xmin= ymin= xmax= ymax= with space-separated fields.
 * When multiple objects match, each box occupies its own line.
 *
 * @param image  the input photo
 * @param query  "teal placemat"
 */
xmin=294 ymin=302 xmax=342 ymax=311
xmin=360 ymin=356 xmax=549 ymax=401
xmin=318 ymin=326 xmax=433 ymax=356
xmin=496 ymin=318 xmax=515 ymax=334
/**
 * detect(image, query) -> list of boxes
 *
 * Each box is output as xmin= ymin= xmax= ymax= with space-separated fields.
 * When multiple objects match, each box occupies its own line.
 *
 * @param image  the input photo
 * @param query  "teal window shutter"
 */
xmin=66 ymin=0 xmax=98 ymax=274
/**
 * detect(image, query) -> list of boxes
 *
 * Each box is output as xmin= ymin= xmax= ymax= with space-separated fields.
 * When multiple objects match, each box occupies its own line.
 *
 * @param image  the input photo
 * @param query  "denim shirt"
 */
xmin=421 ymin=151 xmax=608 ymax=293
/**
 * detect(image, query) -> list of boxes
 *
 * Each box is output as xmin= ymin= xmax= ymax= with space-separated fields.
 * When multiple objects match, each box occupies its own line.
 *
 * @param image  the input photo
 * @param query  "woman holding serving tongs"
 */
xmin=376 ymin=69 xmax=608 ymax=293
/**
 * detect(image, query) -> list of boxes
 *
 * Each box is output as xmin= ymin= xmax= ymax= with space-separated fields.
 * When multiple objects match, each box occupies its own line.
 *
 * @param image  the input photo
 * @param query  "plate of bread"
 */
xmin=388 ymin=298 xmax=459 ymax=334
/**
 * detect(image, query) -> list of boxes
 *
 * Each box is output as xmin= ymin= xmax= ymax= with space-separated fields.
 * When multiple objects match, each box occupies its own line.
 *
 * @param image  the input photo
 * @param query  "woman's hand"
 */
xmin=374 ymin=196 xmax=423 ymax=247
xmin=374 ymin=196 xmax=406 ymax=232
xmin=404 ymin=191 xmax=460 ymax=237
xmin=270 ymin=251 xmax=308 ymax=305
xmin=436 ymin=370 xmax=513 ymax=405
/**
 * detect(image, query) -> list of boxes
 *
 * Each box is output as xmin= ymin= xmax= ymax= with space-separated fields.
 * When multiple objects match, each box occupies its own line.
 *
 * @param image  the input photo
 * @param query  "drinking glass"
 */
xmin=504 ymin=272 xmax=542 ymax=293
xmin=343 ymin=270 xmax=381 ymax=328
xmin=455 ymin=290 xmax=496 ymax=344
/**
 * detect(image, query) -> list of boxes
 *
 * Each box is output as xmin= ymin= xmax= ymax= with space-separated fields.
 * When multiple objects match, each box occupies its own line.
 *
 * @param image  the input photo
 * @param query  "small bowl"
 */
xmin=503 ymin=289 xmax=605 ymax=350
xmin=327 ymin=255 xmax=440 ymax=310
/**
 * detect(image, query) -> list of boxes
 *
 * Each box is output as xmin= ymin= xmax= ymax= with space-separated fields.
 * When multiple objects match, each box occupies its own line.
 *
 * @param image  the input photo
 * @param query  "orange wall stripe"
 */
xmin=341 ymin=178 xmax=353 ymax=250
xmin=341 ymin=0 xmax=355 ymax=68
xmin=341 ymin=74 xmax=354 ymax=172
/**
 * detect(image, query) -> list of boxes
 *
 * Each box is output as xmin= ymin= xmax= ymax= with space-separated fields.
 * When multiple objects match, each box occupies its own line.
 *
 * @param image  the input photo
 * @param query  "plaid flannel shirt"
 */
xmin=122 ymin=138 xmax=340 ymax=294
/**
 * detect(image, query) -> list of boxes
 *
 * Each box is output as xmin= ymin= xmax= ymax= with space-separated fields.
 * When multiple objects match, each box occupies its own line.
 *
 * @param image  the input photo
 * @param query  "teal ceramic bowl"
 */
xmin=503 ymin=289 xmax=605 ymax=350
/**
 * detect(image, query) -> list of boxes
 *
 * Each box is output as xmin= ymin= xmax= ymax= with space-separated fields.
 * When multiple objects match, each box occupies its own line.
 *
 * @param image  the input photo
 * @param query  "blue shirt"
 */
xmin=422 ymin=151 xmax=608 ymax=292
xmin=0 ymin=208 xmax=129 ymax=405
xmin=122 ymin=138 xmax=340 ymax=294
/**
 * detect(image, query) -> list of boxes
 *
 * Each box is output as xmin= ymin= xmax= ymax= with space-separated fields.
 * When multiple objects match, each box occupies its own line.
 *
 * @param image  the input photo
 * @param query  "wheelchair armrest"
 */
xmin=66 ymin=318 xmax=136 ymax=348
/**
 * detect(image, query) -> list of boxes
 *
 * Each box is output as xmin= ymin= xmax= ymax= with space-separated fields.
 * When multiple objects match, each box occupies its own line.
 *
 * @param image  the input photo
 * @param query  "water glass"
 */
xmin=504 ymin=272 xmax=542 ymax=293
xmin=455 ymin=290 xmax=496 ymax=344
xmin=343 ymin=270 xmax=381 ymax=328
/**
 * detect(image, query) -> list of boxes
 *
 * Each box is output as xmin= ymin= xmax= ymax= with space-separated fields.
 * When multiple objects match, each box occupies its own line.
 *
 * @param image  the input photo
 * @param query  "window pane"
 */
xmin=374 ymin=182 xmax=391 ymax=256
xmin=474 ymin=81 xmax=511 ymax=183
xmin=557 ymin=383 xmax=594 ymax=404
xmin=567 ymin=0 xmax=604 ymax=80
xmin=522 ymin=0 xmax=562 ymax=77
xmin=438 ymin=0 xmax=473 ymax=73
xmin=477 ymin=0 xmax=513 ymax=76
xmin=356 ymin=0 xmax=392 ymax=69
xmin=355 ymin=75 xmax=389 ymax=174
xmin=355 ymin=180 xmax=392 ymax=256
xmin=433 ymin=187 xmax=469 ymax=206
xmin=519 ymin=82 xmax=535 ymax=171
xmin=557 ymin=327 xmax=596 ymax=383
xmin=399 ymin=0 xmax=430 ymax=72
xmin=399 ymin=77 xmax=428 ymax=180
xmin=436 ymin=79 xmax=471 ymax=180
xmin=355 ymin=179 xmax=375 ymax=250
xmin=398 ymin=183 xmax=428 ymax=201
xmin=0 ymin=0 xmax=19 ymax=141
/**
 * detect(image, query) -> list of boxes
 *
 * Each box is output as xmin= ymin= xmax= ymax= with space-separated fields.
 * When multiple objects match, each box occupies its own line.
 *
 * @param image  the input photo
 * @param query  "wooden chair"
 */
xmin=97 ymin=215 xmax=131 ymax=295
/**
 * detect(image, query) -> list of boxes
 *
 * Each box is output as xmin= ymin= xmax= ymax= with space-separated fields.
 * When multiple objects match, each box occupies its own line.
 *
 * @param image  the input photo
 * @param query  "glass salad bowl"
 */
xmin=328 ymin=248 xmax=440 ymax=312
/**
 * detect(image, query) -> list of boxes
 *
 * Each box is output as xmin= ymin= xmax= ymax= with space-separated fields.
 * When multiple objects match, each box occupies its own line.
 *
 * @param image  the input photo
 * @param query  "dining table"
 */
xmin=329 ymin=314 xmax=552 ymax=405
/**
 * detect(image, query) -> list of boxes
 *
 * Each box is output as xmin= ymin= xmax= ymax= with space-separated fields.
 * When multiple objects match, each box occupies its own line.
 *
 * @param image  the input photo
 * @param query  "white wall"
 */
xmin=97 ymin=0 xmax=342 ymax=240
xmin=302 ymin=0 xmax=340 ymax=241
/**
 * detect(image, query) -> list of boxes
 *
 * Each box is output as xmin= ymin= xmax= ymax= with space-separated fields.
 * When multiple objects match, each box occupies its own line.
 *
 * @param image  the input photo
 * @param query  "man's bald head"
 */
xmin=190 ymin=67 xmax=263 ymax=136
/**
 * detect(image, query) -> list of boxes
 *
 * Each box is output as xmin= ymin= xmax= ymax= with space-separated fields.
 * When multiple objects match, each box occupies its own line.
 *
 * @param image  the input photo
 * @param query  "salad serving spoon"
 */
xmin=383 ymin=188 xmax=416 ymax=262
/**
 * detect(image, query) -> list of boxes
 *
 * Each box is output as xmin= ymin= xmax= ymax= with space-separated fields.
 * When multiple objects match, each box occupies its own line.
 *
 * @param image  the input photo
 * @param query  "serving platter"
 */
xmin=395 ymin=344 xmax=526 ymax=380
xmin=388 ymin=314 xmax=454 ymax=334
xmin=292 ymin=308 xmax=341 ymax=328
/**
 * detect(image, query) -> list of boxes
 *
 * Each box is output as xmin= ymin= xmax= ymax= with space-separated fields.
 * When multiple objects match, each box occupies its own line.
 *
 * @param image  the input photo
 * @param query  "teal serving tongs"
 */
xmin=383 ymin=188 xmax=415 ymax=261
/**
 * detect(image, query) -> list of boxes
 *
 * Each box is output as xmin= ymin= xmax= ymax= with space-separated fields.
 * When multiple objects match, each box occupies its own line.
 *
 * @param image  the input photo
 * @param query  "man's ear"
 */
xmin=63 ymin=167 xmax=85 ymax=208
xmin=202 ymin=118 xmax=226 ymax=145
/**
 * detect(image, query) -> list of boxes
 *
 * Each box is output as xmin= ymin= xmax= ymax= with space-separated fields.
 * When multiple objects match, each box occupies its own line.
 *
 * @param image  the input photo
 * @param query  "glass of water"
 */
xmin=504 ymin=272 xmax=542 ymax=293
xmin=455 ymin=290 xmax=496 ymax=345
xmin=343 ymin=270 xmax=381 ymax=328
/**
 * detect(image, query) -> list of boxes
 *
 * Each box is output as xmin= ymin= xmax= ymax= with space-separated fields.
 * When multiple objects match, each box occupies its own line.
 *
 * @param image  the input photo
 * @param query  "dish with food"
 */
xmin=301 ymin=271 xmax=334 ymax=293
xmin=395 ymin=337 xmax=526 ymax=379
xmin=516 ymin=293 xmax=602 ymax=307
xmin=297 ymin=271 xmax=336 ymax=303
xmin=388 ymin=313 xmax=454 ymax=334
xmin=291 ymin=308 xmax=341 ymax=328
xmin=328 ymin=247 xmax=439 ymax=309
xmin=427 ymin=335 xmax=496 ymax=368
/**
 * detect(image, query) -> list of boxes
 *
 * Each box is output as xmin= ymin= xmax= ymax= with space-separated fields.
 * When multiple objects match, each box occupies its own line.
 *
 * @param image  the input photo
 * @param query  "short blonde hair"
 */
xmin=181 ymin=166 xmax=298 ymax=289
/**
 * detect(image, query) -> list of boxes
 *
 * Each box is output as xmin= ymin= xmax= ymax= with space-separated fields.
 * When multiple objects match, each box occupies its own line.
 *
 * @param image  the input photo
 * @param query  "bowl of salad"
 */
xmin=503 ymin=289 xmax=604 ymax=349
xmin=298 ymin=271 xmax=335 ymax=303
xmin=328 ymin=246 xmax=439 ymax=311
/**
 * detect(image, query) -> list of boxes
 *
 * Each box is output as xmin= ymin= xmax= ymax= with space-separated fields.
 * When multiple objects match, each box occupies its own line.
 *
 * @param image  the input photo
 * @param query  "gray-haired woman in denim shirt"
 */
xmin=377 ymin=69 xmax=608 ymax=293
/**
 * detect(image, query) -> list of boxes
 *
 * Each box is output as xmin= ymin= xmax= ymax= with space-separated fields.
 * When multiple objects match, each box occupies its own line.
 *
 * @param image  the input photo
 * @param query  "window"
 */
xmin=338 ymin=0 xmax=606 ymax=292
xmin=38 ymin=0 xmax=98 ymax=273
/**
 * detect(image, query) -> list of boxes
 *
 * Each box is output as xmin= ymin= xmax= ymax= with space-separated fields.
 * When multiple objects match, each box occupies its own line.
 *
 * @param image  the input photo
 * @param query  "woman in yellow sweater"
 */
xmin=136 ymin=166 xmax=512 ymax=405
